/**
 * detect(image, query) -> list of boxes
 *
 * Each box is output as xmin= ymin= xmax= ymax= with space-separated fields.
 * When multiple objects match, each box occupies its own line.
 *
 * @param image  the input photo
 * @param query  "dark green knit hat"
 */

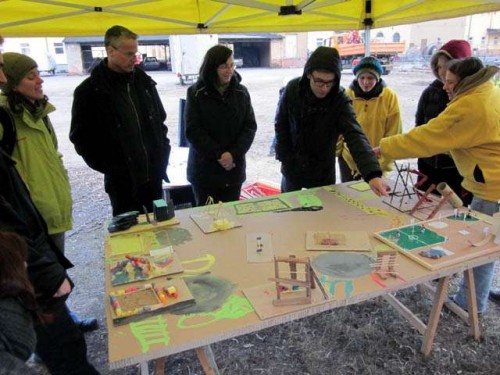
xmin=1 ymin=52 xmax=38 ymax=94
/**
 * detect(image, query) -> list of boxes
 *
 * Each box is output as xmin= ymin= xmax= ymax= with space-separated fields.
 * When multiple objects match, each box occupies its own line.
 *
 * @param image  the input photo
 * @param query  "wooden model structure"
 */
xmin=385 ymin=162 xmax=444 ymax=220
xmin=190 ymin=196 xmax=242 ymax=233
xmin=410 ymin=182 xmax=463 ymax=220
xmin=371 ymin=251 xmax=398 ymax=279
xmin=270 ymin=255 xmax=327 ymax=306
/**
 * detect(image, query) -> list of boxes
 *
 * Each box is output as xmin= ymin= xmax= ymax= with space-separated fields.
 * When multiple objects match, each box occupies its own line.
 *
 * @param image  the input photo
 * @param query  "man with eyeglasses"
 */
xmin=275 ymin=46 xmax=389 ymax=196
xmin=70 ymin=25 xmax=171 ymax=216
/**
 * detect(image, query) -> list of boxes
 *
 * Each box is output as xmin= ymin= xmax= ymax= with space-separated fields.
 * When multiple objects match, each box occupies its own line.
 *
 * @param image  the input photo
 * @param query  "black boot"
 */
xmin=488 ymin=289 xmax=500 ymax=303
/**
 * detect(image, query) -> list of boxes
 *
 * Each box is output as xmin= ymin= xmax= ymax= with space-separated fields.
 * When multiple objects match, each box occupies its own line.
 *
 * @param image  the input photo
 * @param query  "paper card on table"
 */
xmin=246 ymin=233 xmax=274 ymax=262
xmin=297 ymin=194 xmax=323 ymax=207
xmin=150 ymin=246 xmax=174 ymax=256
xmin=234 ymin=197 xmax=291 ymax=215
xmin=348 ymin=181 xmax=371 ymax=192
xmin=306 ymin=231 xmax=371 ymax=251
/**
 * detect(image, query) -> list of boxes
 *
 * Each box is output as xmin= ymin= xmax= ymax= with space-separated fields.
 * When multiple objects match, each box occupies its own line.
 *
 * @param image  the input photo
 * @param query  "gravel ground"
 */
xmin=28 ymin=65 xmax=500 ymax=375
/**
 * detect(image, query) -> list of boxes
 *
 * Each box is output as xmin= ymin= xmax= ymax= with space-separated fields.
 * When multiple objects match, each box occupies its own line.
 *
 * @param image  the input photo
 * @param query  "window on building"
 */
xmin=494 ymin=37 xmax=498 ymax=46
xmin=393 ymin=33 xmax=400 ymax=42
xmin=316 ymin=38 xmax=323 ymax=48
xmin=20 ymin=43 xmax=30 ymax=55
xmin=54 ymin=42 xmax=64 ymax=54
xmin=376 ymin=32 xmax=384 ymax=38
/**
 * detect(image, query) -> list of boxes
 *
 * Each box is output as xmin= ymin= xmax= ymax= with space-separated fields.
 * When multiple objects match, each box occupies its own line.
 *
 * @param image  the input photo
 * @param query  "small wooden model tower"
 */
xmin=371 ymin=251 xmax=398 ymax=279
xmin=385 ymin=162 xmax=426 ymax=210
xmin=270 ymin=255 xmax=327 ymax=306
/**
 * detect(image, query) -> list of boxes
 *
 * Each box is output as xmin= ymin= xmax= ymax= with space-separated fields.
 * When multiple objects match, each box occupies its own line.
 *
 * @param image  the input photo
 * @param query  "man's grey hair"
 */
xmin=104 ymin=25 xmax=138 ymax=48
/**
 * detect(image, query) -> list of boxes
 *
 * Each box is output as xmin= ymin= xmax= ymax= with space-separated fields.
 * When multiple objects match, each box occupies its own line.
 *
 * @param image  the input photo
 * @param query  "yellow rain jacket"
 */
xmin=341 ymin=86 xmax=402 ymax=177
xmin=380 ymin=66 xmax=500 ymax=202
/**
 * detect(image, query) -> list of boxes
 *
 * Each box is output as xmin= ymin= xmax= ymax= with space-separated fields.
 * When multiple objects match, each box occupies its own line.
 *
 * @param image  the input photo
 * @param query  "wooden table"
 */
xmin=104 ymin=183 xmax=500 ymax=374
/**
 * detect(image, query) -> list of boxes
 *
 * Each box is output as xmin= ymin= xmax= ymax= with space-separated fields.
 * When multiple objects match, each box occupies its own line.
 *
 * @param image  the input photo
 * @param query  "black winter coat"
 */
xmin=185 ymin=73 xmax=257 ymax=187
xmin=415 ymin=79 xmax=457 ymax=169
xmin=0 ymin=149 xmax=73 ymax=309
xmin=70 ymin=60 xmax=171 ymax=190
xmin=275 ymin=77 xmax=382 ymax=186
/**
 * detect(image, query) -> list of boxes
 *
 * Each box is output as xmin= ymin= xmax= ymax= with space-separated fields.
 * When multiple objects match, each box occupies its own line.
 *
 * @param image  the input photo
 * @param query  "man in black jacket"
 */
xmin=275 ymin=46 xmax=388 ymax=196
xmin=70 ymin=25 xmax=171 ymax=216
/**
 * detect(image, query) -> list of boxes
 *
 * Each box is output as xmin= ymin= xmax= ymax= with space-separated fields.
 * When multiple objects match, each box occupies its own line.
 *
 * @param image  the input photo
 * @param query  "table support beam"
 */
xmin=383 ymin=293 xmax=426 ymax=334
xmin=420 ymin=276 xmax=449 ymax=356
xmin=195 ymin=345 xmax=220 ymax=375
xmin=463 ymin=269 xmax=480 ymax=340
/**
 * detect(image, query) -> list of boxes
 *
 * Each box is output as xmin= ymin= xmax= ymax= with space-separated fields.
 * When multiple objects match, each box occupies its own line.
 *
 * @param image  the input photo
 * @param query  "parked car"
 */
xmin=234 ymin=58 xmax=244 ymax=68
xmin=141 ymin=56 xmax=161 ymax=71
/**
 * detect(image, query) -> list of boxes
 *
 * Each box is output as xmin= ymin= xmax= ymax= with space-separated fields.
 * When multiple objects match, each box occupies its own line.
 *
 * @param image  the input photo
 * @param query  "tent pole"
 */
xmin=364 ymin=26 xmax=371 ymax=57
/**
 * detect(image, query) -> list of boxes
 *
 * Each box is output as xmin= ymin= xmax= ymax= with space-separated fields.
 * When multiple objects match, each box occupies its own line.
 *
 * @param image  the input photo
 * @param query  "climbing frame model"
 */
xmin=270 ymin=255 xmax=328 ymax=306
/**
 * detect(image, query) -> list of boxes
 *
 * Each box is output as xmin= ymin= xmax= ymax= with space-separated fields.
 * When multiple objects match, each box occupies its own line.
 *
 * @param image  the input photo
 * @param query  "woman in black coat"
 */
xmin=185 ymin=45 xmax=257 ymax=206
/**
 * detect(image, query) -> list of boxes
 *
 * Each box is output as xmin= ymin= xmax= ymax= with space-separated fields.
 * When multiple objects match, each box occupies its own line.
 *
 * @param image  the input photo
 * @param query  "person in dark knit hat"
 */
xmin=0 ymin=52 xmax=98 ymax=334
xmin=274 ymin=46 xmax=389 ymax=196
xmin=415 ymin=39 xmax=473 ymax=206
xmin=1 ymin=52 xmax=38 ymax=94
xmin=338 ymin=56 xmax=402 ymax=182
xmin=353 ymin=56 xmax=383 ymax=81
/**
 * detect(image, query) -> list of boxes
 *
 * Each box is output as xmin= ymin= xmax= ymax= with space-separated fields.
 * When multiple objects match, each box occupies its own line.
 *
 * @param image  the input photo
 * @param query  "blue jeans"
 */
xmin=453 ymin=197 xmax=499 ymax=313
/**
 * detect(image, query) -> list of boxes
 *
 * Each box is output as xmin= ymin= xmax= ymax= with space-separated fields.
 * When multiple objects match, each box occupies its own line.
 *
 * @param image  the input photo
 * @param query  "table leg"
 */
xmin=154 ymin=357 xmax=166 ymax=374
xmin=195 ymin=345 xmax=220 ymax=375
xmin=421 ymin=276 xmax=449 ymax=357
xmin=463 ymin=269 xmax=480 ymax=340
xmin=140 ymin=361 xmax=148 ymax=375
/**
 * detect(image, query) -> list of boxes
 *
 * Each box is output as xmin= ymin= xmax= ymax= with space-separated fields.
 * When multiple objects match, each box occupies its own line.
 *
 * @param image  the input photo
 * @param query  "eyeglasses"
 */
xmin=111 ymin=46 xmax=140 ymax=60
xmin=218 ymin=63 xmax=235 ymax=71
xmin=310 ymin=74 xmax=335 ymax=88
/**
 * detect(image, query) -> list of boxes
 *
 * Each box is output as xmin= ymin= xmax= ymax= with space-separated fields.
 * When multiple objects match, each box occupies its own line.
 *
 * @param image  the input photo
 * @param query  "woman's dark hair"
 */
xmin=447 ymin=57 xmax=484 ymax=80
xmin=0 ymin=232 xmax=39 ymax=319
xmin=199 ymin=45 xmax=233 ymax=86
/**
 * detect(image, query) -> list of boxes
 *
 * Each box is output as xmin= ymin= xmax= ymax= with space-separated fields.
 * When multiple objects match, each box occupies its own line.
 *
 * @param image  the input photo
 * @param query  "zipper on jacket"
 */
xmin=127 ymin=82 xmax=150 ymax=178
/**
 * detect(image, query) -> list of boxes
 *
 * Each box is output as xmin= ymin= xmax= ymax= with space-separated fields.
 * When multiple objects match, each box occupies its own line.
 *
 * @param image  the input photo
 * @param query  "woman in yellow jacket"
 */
xmin=338 ymin=56 xmax=402 ymax=182
xmin=0 ymin=53 xmax=97 ymax=331
xmin=374 ymin=57 xmax=500 ymax=314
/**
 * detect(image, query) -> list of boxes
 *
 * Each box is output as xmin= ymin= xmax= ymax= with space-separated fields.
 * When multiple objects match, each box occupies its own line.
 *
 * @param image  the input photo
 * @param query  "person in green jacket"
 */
xmin=374 ymin=57 xmax=500 ymax=314
xmin=0 ymin=52 xmax=97 ymax=332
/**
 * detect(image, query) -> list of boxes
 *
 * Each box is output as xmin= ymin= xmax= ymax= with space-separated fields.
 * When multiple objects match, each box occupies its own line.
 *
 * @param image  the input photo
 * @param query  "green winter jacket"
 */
xmin=0 ymin=95 xmax=72 ymax=234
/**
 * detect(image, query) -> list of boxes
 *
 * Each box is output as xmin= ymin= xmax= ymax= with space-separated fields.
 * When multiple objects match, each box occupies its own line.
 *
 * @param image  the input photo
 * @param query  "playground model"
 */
xmin=109 ymin=279 xmax=195 ymax=326
xmin=305 ymin=231 xmax=371 ymax=251
xmin=383 ymin=162 xmax=456 ymax=220
xmin=370 ymin=251 xmax=399 ymax=279
xmin=269 ymin=255 xmax=328 ymax=306
xmin=190 ymin=197 xmax=242 ymax=233
xmin=109 ymin=251 xmax=184 ymax=286
xmin=374 ymin=210 xmax=497 ymax=270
